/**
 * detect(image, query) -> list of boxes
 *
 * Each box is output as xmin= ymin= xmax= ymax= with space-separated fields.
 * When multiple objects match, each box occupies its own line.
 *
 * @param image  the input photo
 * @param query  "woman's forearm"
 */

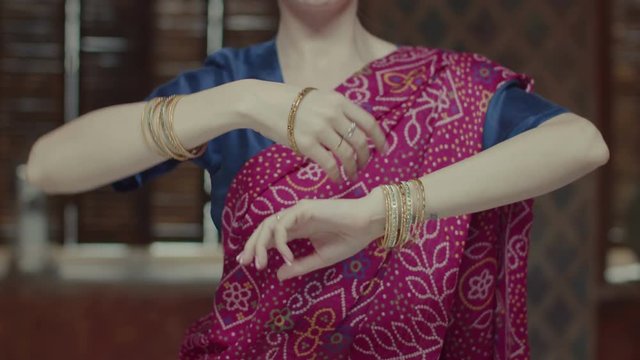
xmin=365 ymin=113 xmax=610 ymax=227
xmin=26 ymin=80 xmax=250 ymax=194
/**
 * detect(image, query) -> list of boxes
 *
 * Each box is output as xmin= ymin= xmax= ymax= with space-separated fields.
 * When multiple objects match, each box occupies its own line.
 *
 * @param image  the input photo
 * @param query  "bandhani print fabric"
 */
xmin=179 ymin=46 xmax=536 ymax=360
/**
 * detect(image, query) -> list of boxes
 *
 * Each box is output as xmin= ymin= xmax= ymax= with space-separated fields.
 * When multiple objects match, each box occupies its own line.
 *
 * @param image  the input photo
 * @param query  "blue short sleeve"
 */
xmin=483 ymin=80 xmax=568 ymax=149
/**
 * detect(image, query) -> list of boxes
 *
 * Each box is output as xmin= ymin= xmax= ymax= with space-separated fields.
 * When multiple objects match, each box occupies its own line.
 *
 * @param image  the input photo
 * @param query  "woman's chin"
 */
xmin=279 ymin=0 xmax=357 ymax=27
xmin=291 ymin=0 xmax=342 ymax=5
xmin=285 ymin=0 xmax=352 ymax=9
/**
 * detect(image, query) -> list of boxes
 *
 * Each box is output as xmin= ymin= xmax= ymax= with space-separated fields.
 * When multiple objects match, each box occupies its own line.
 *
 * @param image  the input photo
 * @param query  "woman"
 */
xmin=26 ymin=0 xmax=609 ymax=358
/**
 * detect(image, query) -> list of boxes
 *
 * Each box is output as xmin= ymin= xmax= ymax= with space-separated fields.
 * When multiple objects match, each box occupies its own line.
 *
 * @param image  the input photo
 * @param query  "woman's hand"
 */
xmin=235 ymin=79 xmax=388 ymax=183
xmin=237 ymin=187 xmax=386 ymax=281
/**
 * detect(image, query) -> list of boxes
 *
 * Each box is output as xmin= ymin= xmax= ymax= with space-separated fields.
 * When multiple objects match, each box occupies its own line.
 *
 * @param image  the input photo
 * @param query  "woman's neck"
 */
xmin=275 ymin=0 xmax=396 ymax=89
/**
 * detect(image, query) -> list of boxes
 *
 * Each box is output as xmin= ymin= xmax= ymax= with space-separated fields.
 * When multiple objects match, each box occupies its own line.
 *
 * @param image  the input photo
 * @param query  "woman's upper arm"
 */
xmin=483 ymin=81 xmax=568 ymax=149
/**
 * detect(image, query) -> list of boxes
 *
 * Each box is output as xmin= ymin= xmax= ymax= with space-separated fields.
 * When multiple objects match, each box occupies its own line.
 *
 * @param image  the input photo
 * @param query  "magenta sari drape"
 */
xmin=179 ymin=47 xmax=535 ymax=360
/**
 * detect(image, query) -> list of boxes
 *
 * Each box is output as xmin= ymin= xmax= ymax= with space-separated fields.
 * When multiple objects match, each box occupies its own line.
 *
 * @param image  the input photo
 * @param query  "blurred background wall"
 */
xmin=1 ymin=0 xmax=638 ymax=359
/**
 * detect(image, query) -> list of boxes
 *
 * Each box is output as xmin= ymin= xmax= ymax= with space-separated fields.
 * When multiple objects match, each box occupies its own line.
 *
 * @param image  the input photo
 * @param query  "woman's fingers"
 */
xmin=277 ymin=251 xmax=326 ymax=281
xmin=318 ymin=129 xmax=358 ymax=180
xmin=342 ymin=101 xmax=387 ymax=154
xmin=335 ymin=116 xmax=371 ymax=170
xmin=254 ymin=218 xmax=275 ymax=270
xmin=241 ymin=207 xmax=303 ymax=270
xmin=239 ymin=221 xmax=266 ymax=267
xmin=290 ymin=91 xmax=386 ymax=183
xmin=273 ymin=218 xmax=295 ymax=266
xmin=273 ymin=201 xmax=316 ymax=243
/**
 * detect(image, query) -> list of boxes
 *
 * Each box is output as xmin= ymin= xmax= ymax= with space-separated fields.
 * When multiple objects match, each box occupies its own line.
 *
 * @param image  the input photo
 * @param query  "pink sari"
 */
xmin=179 ymin=47 xmax=535 ymax=359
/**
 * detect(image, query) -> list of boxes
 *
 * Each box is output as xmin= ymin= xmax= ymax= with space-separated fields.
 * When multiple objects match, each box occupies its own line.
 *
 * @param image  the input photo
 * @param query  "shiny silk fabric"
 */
xmin=179 ymin=47 xmax=535 ymax=360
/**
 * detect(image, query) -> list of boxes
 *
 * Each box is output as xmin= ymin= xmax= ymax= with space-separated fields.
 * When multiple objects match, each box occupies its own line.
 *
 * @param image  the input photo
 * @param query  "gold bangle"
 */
xmin=407 ymin=180 xmax=418 ymax=239
xmin=378 ymin=185 xmax=392 ymax=249
xmin=142 ymin=96 xmax=209 ymax=161
xmin=409 ymin=179 xmax=424 ymax=236
xmin=163 ymin=95 xmax=191 ymax=160
xmin=157 ymin=96 xmax=184 ymax=159
xmin=381 ymin=181 xmax=429 ymax=250
xmin=157 ymin=96 xmax=182 ymax=160
xmin=385 ymin=185 xmax=394 ymax=249
xmin=416 ymin=179 xmax=425 ymax=235
xmin=396 ymin=182 xmax=407 ymax=248
xmin=141 ymin=98 xmax=165 ymax=157
xmin=387 ymin=183 xmax=401 ymax=249
xmin=148 ymin=97 xmax=175 ymax=158
xmin=417 ymin=181 xmax=424 ymax=223
xmin=169 ymin=95 xmax=208 ymax=159
xmin=287 ymin=87 xmax=316 ymax=156
xmin=164 ymin=95 xmax=207 ymax=160
xmin=419 ymin=179 xmax=438 ymax=221
xmin=399 ymin=181 xmax=414 ymax=247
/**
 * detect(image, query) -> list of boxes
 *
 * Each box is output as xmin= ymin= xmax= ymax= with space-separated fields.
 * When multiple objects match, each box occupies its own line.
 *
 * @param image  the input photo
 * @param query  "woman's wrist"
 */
xmin=228 ymin=78 xmax=280 ymax=133
xmin=361 ymin=179 xmax=431 ymax=248
xmin=178 ymin=79 xmax=254 ymax=137
xmin=362 ymin=186 xmax=386 ymax=238
xmin=228 ymin=79 xmax=259 ymax=129
xmin=231 ymin=79 xmax=298 ymax=144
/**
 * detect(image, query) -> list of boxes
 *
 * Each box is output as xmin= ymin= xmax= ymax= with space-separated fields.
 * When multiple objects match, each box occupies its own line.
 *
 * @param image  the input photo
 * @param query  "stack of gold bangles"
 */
xmin=378 ymin=179 xmax=438 ymax=249
xmin=141 ymin=95 xmax=207 ymax=160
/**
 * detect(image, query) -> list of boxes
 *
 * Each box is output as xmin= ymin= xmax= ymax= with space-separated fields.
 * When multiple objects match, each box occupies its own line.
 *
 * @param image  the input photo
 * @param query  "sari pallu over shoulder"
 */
xmin=179 ymin=47 xmax=535 ymax=360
